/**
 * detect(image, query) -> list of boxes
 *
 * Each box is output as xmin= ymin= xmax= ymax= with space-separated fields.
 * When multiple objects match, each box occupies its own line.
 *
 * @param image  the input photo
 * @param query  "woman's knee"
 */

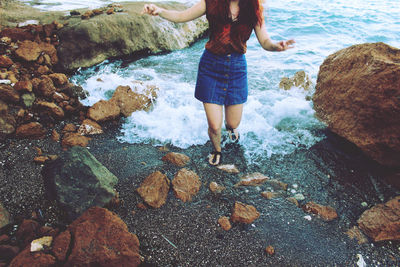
xmin=208 ymin=124 xmax=221 ymax=135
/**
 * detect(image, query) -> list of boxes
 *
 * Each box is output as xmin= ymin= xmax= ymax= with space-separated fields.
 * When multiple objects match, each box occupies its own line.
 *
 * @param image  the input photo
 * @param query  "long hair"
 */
xmin=213 ymin=0 xmax=264 ymax=28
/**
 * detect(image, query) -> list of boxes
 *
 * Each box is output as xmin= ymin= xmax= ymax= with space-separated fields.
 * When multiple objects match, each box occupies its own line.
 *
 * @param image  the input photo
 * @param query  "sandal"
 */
xmin=225 ymin=124 xmax=240 ymax=143
xmin=208 ymin=151 xmax=222 ymax=166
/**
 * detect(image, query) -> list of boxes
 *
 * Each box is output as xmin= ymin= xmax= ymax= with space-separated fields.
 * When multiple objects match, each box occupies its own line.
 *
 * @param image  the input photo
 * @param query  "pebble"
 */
xmin=290 ymin=189 xmax=296 ymax=194
xmin=294 ymin=193 xmax=305 ymax=201
xmin=361 ymin=202 xmax=368 ymax=207
xmin=292 ymin=184 xmax=298 ymax=189
xmin=304 ymin=215 xmax=312 ymax=221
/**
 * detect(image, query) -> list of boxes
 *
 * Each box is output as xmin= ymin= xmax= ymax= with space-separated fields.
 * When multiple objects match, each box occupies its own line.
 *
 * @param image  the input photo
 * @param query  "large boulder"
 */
xmin=56 ymin=2 xmax=208 ymax=71
xmin=313 ymin=43 xmax=400 ymax=167
xmin=42 ymin=146 xmax=118 ymax=220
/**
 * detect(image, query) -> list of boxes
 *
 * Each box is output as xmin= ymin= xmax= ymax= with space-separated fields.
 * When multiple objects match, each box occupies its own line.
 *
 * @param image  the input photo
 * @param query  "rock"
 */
xmin=36 ymin=100 xmax=65 ymax=119
xmin=172 ymin=168 xmax=201 ymax=202
xmin=209 ymin=182 xmax=226 ymax=194
xmin=137 ymin=171 xmax=170 ymax=208
xmin=9 ymin=249 xmax=56 ymax=267
xmin=30 ymin=236 xmax=53 ymax=252
xmin=302 ymin=202 xmax=338 ymax=221
xmin=217 ymin=164 xmax=240 ymax=174
xmin=21 ymin=93 xmax=35 ymax=107
xmin=357 ymin=196 xmax=400 ymax=242
xmin=0 ymin=55 xmax=13 ymax=68
xmin=294 ymin=193 xmax=305 ymax=201
xmin=81 ymin=10 xmax=94 ymax=20
xmin=218 ymin=216 xmax=231 ymax=231
xmin=15 ymin=219 xmax=41 ymax=249
xmin=37 ymin=65 xmax=50 ymax=75
xmin=57 ymin=2 xmax=208 ymax=71
xmin=77 ymin=119 xmax=103 ymax=135
xmin=265 ymin=179 xmax=288 ymax=191
xmin=313 ymin=43 xmax=400 ymax=167
xmin=41 ymin=146 xmax=118 ymax=219
xmin=15 ymin=40 xmax=41 ymax=61
xmin=345 ymin=226 xmax=368 ymax=244
xmin=51 ymin=230 xmax=70 ymax=262
xmin=62 ymin=123 xmax=77 ymax=133
xmin=48 ymin=73 xmax=68 ymax=86
xmin=34 ymin=156 xmax=49 ymax=164
xmin=0 ymin=203 xmax=10 ymax=229
xmin=36 ymin=76 xmax=57 ymax=97
xmin=13 ymin=81 xmax=32 ymax=93
xmin=110 ymin=85 xmax=158 ymax=117
xmin=38 ymin=42 xmax=58 ymax=65
xmin=162 ymin=152 xmax=190 ymax=167
xmin=231 ymin=201 xmax=260 ymax=224
xmin=51 ymin=129 xmax=60 ymax=142
xmin=61 ymin=132 xmax=91 ymax=148
xmin=261 ymin=191 xmax=282 ymax=200
xmin=87 ymin=99 xmax=120 ymax=122
xmin=280 ymin=70 xmax=312 ymax=90
xmin=15 ymin=122 xmax=46 ymax=139
xmin=0 ymin=101 xmax=16 ymax=137
xmin=265 ymin=245 xmax=275 ymax=256
xmin=106 ymin=8 xmax=115 ymax=15
xmin=65 ymin=207 xmax=140 ymax=266
xmin=0 ymin=245 xmax=19 ymax=262
xmin=235 ymin=172 xmax=269 ymax=186
xmin=0 ymin=84 xmax=20 ymax=103
xmin=287 ymin=197 xmax=299 ymax=207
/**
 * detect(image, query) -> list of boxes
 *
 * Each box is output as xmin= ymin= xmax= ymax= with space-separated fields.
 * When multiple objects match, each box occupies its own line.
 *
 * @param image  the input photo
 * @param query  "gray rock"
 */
xmin=0 ymin=202 xmax=11 ymax=228
xmin=21 ymin=92 xmax=35 ymax=108
xmin=57 ymin=2 xmax=208 ymax=71
xmin=42 ymin=146 xmax=118 ymax=220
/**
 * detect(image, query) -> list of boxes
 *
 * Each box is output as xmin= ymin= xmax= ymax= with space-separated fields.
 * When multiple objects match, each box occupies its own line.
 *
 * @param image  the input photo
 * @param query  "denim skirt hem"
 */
xmin=195 ymin=49 xmax=248 ymax=106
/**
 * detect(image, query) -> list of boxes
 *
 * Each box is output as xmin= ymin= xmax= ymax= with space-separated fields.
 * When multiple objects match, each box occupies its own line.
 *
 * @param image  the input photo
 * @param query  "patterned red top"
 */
xmin=205 ymin=0 xmax=264 ymax=54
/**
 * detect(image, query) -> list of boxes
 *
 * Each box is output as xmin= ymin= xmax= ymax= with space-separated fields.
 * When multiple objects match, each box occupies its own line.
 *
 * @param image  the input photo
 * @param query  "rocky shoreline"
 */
xmin=0 ymin=1 xmax=399 ymax=266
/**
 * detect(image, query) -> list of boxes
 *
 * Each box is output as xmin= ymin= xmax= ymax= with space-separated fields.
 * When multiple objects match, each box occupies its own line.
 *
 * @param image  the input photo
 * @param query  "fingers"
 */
xmin=142 ymin=4 xmax=159 ymax=16
xmin=276 ymin=39 xmax=295 ymax=51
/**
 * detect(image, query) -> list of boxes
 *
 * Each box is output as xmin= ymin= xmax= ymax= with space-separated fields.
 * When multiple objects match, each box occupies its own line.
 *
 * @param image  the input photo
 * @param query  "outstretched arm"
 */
xmin=142 ymin=0 xmax=206 ymax=23
xmin=254 ymin=22 xmax=295 ymax=51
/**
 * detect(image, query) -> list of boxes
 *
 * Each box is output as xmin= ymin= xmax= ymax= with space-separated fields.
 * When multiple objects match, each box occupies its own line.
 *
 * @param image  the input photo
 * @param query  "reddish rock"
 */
xmin=15 ymin=40 xmax=41 ymax=61
xmin=61 ymin=132 xmax=91 ymax=148
xmin=15 ymin=122 xmax=46 ymax=139
xmin=37 ymin=65 xmax=50 ymax=75
xmin=0 ymin=27 xmax=35 ymax=42
xmin=65 ymin=207 xmax=140 ymax=266
xmin=209 ymin=181 xmax=226 ymax=194
xmin=77 ymin=119 xmax=103 ymax=135
xmin=218 ymin=216 xmax=231 ymax=231
xmin=38 ymin=42 xmax=58 ymax=65
xmin=34 ymin=156 xmax=49 ymax=164
xmin=9 ymin=249 xmax=56 ymax=267
xmin=110 ymin=85 xmax=158 ymax=117
xmin=87 ymin=99 xmax=120 ymax=122
xmin=162 ymin=152 xmax=190 ymax=167
xmin=231 ymin=201 xmax=260 ymax=224
xmin=261 ymin=191 xmax=282 ymax=200
xmin=13 ymin=81 xmax=32 ymax=93
xmin=137 ymin=171 xmax=170 ymax=208
xmin=0 ymin=55 xmax=13 ymax=68
xmin=48 ymin=73 xmax=68 ymax=86
xmin=51 ymin=230 xmax=71 ymax=262
xmin=51 ymin=129 xmax=60 ymax=142
xmin=15 ymin=219 xmax=40 ymax=249
xmin=36 ymin=101 xmax=64 ymax=119
xmin=265 ymin=245 xmax=275 ymax=256
xmin=287 ymin=197 xmax=299 ymax=207
xmin=93 ymin=8 xmax=104 ymax=15
xmin=345 ymin=226 xmax=368 ymax=244
xmin=0 ymin=203 xmax=10 ymax=229
xmin=0 ymin=84 xmax=20 ymax=103
xmin=172 ymin=168 xmax=201 ymax=202
xmin=62 ymin=123 xmax=77 ymax=133
xmin=81 ymin=10 xmax=95 ymax=19
xmin=357 ymin=196 xmax=400 ymax=242
xmin=106 ymin=8 xmax=115 ymax=15
xmin=302 ymin=202 xmax=338 ymax=221
xmin=313 ymin=43 xmax=400 ymax=167
xmin=52 ymin=92 xmax=66 ymax=102
xmin=36 ymin=76 xmax=56 ymax=97
xmin=236 ymin=172 xmax=269 ymax=187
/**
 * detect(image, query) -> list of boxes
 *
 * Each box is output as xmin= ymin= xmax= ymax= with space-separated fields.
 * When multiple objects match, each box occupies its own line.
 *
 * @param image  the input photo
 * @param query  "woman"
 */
xmin=142 ymin=0 xmax=294 ymax=165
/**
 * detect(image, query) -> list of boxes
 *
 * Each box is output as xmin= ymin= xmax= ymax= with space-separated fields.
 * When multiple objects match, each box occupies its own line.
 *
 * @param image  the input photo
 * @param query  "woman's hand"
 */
xmin=142 ymin=4 xmax=163 ymax=16
xmin=275 ymin=39 xmax=296 ymax=51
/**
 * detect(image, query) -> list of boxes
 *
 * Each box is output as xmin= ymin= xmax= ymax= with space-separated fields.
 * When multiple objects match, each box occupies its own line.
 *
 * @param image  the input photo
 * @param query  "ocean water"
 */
xmin=26 ymin=0 xmax=400 ymax=163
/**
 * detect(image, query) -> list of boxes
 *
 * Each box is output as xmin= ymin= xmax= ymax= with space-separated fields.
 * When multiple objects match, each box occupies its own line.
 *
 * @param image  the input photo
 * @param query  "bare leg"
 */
xmin=225 ymin=104 xmax=243 ymax=141
xmin=203 ymin=103 xmax=223 ymax=165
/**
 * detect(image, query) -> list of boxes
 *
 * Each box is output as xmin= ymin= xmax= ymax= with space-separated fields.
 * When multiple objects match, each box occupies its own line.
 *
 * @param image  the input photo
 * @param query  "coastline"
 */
xmin=0 ymin=1 xmax=399 ymax=266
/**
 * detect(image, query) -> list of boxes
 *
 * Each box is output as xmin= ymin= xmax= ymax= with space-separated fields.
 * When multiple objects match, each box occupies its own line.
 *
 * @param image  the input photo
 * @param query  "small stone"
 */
xmin=231 ymin=201 xmax=260 ymax=224
xmin=294 ymin=193 xmax=305 ymax=201
xmin=77 ymin=119 xmax=103 ymax=135
xmin=261 ymin=191 xmax=282 ymax=200
xmin=31 ymin=236 xmax=53 ymax=252
xmin=62 ymin=123 xmax=77 ymax=133
xmin=162 ymin=152 xmax=190 ymax=167
xmin=137 ymin=203 xmax=147 ymax=210
xmin=361 ymin=202 xmax=368 ymax=207
xmin=304 ymin=215 xmax=312 ymax=221
xmin=61 ymin=132 xmax=91 ymax=148
xmin=235 ymin=172 xmax=269 ymax=187
xmin=265 ymin=245 xmax=275 ymax=255
xmin=287 ymin=197 xmax=299 ymax=207
xmin=302 ymin=202 xmax=338 ymax=221
xmin=0 ymin=203 xmax=11 ymax=229
xmin=34 ymin=156 xmax=49 ymax=164
xmin=172 ymin=168 xmax=201 ymax=202
xmin=218 ymin=216 xmax=231 ymax=231
xmin=265 ymin=179 xmax=288 ymax=191
xmin=345 ymin=226 xmax=368 ymax=244
xmin=137 ymin=171 xmax=170 ymax=208
xmin=217 ymin=164 xmax=240 ymax=174
xmin=209 ymin=182 xmax=226 ymax=194
xmin=51 ymin=129 xmax=60 ymax=142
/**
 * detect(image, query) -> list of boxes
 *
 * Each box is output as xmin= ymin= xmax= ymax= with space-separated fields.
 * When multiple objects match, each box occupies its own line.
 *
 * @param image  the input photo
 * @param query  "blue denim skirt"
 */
xmin=195 ymin=49 xmax=248 ymax=106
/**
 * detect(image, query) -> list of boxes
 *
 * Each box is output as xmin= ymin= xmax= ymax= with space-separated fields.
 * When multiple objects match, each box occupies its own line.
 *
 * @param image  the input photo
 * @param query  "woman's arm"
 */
xmin=254 ymin=22 xmax=295 ymax=51
xmin=142 ymin=0 xmax=206 ymax=23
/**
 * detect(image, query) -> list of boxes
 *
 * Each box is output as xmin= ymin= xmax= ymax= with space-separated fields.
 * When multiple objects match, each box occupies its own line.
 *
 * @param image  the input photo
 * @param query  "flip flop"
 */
xmin=209 ymin=151 xmax=222 ymax=166
xmin=225 ymin=125 xmax=240 ymax=143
